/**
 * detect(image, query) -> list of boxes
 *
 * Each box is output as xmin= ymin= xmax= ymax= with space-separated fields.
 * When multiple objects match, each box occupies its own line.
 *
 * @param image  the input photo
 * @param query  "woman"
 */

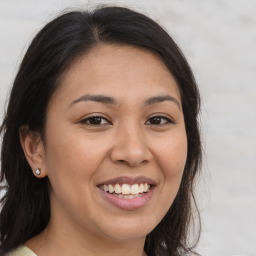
xmin=0 ymin=6 xmax=202 ymax=256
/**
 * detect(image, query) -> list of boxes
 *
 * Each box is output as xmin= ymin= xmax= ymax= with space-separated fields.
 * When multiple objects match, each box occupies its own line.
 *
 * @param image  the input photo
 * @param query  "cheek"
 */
xmin=147 ymin=131 xmax=187 ymax=224
xmin=154 ymin=130 xmax=187 ymax=206
xmin=43 ymin=130 xmax=106 ymax=210
xmin=156 ymin=132 xmax=187 ymax=178
xmin=43 ymin=128 xmax=113 ymax=200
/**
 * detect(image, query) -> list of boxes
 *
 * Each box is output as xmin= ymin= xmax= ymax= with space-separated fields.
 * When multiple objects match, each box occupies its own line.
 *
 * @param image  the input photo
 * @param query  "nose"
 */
xmin=109 ymin=124 xmax=153 ymax=167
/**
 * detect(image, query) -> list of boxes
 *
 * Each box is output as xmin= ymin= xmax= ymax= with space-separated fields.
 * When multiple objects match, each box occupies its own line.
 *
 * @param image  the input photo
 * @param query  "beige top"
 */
xmin=7 ymin=246 xmax=37 ymax=256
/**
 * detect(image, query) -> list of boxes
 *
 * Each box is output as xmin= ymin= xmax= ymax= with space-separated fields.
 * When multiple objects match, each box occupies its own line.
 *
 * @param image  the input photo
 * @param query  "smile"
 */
xmin=97 ymin=176 xmax=156 ymax=210
xmin=99 ymin=183 xmax=151 ymax=199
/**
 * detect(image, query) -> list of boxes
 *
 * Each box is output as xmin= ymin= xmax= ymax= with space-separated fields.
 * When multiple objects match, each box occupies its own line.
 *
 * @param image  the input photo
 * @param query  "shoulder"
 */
xmin=6 ymin=246 xmax=37 ymax=256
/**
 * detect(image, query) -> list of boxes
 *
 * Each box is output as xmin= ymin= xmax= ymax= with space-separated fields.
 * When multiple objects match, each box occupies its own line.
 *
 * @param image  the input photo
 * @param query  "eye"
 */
xmin=145 ymin=116 xmax=173 ymax=125
xmin=80 ymin=115 xmax=111 ymax=126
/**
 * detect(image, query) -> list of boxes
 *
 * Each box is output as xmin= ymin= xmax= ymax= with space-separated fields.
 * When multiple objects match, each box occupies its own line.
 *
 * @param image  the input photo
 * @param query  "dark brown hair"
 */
xmin=0 ymin=6 xmax=201 ymax=256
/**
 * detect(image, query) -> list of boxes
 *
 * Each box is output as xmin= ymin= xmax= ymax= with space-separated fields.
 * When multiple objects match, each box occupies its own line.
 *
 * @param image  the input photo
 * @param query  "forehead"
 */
xmin=50 ymin=44 xmax=181 ymax=107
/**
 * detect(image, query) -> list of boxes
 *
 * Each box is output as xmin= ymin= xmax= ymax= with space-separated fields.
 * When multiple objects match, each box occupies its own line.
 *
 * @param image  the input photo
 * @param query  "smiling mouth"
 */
xmin=98 ymin=183 xmax=151 ymax=199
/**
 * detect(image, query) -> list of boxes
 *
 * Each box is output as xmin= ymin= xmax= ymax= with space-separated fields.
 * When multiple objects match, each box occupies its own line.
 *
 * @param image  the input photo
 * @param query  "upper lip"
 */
xmin=97 ymin=176 xmax=157 ymax=186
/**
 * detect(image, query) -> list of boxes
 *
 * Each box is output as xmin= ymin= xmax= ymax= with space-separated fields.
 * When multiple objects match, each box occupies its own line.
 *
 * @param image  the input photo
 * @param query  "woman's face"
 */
xmin=41 ymin=44 xmax=187 ymax=241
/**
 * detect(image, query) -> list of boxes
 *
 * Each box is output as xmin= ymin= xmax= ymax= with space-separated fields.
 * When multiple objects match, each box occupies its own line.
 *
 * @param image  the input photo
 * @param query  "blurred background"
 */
xmin=0 ymin=0 xmax=255 ymax=255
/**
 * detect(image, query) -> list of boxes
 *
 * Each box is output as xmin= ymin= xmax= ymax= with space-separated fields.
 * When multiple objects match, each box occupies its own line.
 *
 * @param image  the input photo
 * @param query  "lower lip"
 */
xmin=98 ymin=187 xmax=155 ymax=211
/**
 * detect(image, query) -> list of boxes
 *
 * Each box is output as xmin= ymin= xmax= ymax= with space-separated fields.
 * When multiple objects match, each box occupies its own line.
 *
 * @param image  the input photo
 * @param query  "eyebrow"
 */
xmin=70 ymin=94 xmax=180 ymax=109
xmin=70 ymin=94 xmax=117 ymax=106
xmin=144 ymin=95 xmax=181 ymax=109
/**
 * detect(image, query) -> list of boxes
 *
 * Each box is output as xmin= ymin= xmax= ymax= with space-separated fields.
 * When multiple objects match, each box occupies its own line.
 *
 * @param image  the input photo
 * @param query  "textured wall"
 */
xmin=0 ymin=0 xmax=255 ymax=255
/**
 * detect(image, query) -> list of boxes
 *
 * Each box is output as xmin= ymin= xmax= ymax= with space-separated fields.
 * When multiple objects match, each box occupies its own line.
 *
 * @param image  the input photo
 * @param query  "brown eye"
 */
xmin=80 ymin=116 xmax=111 ymax=126
xmin=146 ymin=116 xmax=173 ymax=125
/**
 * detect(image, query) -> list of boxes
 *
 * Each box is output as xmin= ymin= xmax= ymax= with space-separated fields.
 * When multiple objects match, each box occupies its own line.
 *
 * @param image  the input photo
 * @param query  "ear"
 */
xmin=19 ymin=125 xmax=47 ymax=178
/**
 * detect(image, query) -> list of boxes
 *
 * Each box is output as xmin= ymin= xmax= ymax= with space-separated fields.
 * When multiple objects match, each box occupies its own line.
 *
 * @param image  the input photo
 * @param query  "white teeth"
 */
xmin=117 ymin=194 xmax=144 ymax=199
xmin=139 ymin=184 xmax=145 ymax=193
xmin=103 ymin=185 xmax=108 ymax=192
xmin=114 ymin=184 xmax=122 ymax=194
xmin=130 ymin=184 xmax=140 ymax=195
xmin=144 ymin=183 xmax=150 ymax=192
xmin=108 ymin=184 xmax=114 ymax=193
xmin=100 ymin=183 xmax=151 ymax=195
xmin=122 ymin=184 xmax=131 ymax=195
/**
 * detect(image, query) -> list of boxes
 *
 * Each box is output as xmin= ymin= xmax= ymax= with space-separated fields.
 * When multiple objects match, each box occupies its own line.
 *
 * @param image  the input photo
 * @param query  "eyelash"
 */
xmin=80 ymin=114 xmax=174 ymax=126
xmin=145 ymin=116 xmax=174 ymax=125
xmin=80 ymin=115 xmax=110 ymax=126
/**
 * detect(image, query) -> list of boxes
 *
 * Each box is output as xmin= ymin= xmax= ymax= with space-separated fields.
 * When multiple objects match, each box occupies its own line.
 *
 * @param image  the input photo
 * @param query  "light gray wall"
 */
xmin=0 ymin=0 xmax=255 ymax=255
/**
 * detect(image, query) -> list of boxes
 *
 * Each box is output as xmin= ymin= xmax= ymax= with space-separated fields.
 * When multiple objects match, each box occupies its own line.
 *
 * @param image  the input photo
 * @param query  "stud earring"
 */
xmin=35 ymin=168 xmax=41 ymax=175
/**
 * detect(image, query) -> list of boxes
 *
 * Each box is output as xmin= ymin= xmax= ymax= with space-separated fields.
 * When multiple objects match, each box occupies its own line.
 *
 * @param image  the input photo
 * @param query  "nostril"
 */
xmin=115 ymin=159 xmax=145 ymax=167
xmin=117 ymin=159 xmax=135 ymax=167
xmin=116 ymin=160 xmax=127 ymax=165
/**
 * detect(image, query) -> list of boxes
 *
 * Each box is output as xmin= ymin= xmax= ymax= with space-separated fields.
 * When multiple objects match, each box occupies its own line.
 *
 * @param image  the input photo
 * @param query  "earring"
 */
xmin=35 ymin=168 xmax=41 ymax=175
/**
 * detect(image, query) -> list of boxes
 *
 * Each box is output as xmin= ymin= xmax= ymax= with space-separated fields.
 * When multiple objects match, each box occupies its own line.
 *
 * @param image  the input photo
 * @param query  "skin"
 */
xmin=20 ymin=44 xmax=187 ymax=256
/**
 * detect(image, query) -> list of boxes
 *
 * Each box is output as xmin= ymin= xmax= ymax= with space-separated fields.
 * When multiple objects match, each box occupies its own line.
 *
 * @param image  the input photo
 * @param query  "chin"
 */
xmin=96 ymin=215 xmax=157 ymax=241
